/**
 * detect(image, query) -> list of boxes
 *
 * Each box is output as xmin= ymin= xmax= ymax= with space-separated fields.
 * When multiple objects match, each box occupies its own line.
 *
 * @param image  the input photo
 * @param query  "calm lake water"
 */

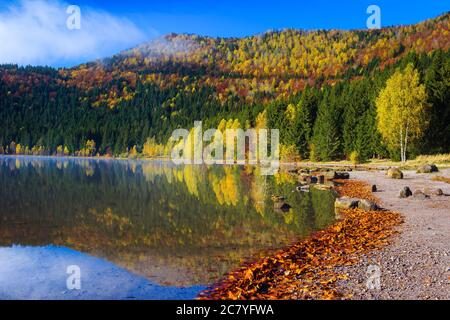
xmin=0 ymin=156 xmax=337 ymax=299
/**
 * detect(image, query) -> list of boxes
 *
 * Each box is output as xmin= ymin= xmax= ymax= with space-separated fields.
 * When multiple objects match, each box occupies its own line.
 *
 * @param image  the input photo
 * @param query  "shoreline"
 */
xmin=199 ymin=179 xmax=403 ymax=300
xmin=336 ymin=169 xmax=450 ymax=299
xmin=2 ymin=154 xmax=449 ymax=171
xmin=199 ymin=169 xmax=450 ymax=300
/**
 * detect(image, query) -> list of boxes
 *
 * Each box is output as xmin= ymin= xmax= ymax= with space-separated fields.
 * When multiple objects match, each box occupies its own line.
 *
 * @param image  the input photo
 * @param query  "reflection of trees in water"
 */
xmin=0 ymin=157 xmax=336 ymax=286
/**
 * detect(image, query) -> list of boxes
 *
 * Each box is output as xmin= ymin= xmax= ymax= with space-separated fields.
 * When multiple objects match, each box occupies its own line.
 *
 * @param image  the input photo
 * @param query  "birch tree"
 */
xmin=376 ymin=64 xmax=429 ymax=162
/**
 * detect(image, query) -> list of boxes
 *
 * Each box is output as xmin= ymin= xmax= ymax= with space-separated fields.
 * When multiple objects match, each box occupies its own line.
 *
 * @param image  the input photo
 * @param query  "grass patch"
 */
xmin=414 ymin=153 xmax=450 ymax=165
xmin=432 ymin=176 xmax=450 ymax=184
xmin=291 ymin=153 xmax=450 ymax=170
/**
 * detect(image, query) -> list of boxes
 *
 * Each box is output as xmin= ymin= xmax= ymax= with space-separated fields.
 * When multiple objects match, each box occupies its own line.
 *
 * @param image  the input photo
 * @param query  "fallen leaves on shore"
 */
xmin=334 ymin=179 xmax=381 ymax=204
xmin=198 ymin=180 xmax=402 ymax=300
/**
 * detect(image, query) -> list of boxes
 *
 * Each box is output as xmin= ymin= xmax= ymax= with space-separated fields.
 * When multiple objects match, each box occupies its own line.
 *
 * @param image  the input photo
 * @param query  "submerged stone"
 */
xmin=324 ymin=171 xmax=350 ymax=180
xmin=335 ymin=197 xmax=359 ymax=210
xmin=274 ymin=202 xmax=292 ymax=211
xmin=271 ymin=195 xmax=285 ymax=202
xmin=296 ymin=185 xmax=310 ymax=192
xmin=334 ymin=172 xmax=350 ymax=179
xmin=313 ymin=184 xmax=333 ymax=191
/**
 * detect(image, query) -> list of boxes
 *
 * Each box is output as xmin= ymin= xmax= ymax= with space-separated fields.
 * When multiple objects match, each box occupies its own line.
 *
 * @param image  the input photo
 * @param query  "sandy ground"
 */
xmin=336 ymin=169 xmax=450 ymax=300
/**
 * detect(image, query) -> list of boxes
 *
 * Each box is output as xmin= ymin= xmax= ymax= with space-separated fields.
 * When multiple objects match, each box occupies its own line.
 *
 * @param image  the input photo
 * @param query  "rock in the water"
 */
xmin=313 ymin=184 xmax=333 ymax=191
xmin=274 ymin=202 xmax=292 ymax=211
xmin=295 ymin=185 xmax=310 ymax=192
xmin=298 ymin=174 xmax=311 ymax=183
xmin=399 ymin=186 xmax=413 ymax=198
xmin=335 ymin=197 xmax=359 ymax=210
xmin=412 ymin=190 xmax=430 ymax=200
xmin=416 ymin=164 xmax=439 ymax=173
xmin=325 ymin=171 xmax=350 ymax=180
xmin=372 ymin=185 xmax=377 ymax=192
xmin=387 ymin=167 xmax=403 ymax=179
xmin=423 ymin=188 xmax=444 ymax=196
xmin=334 ymin=171 xmax=350 ymax=179
xmin=299 ymin=175 xmax=319 ymax=184
xmin=271 ymin=195 xmax=285 ymax=202
xmin=358 ymin=199 xmax=379 ymax=211
xmin=324 ymin=171 xmax=336 ymax=180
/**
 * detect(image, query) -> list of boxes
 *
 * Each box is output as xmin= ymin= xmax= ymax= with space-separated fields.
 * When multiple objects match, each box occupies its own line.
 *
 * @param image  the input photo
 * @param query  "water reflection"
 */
xmin=0 ymin=246 xmax=203 ymax=300
xmin=0 ymin=156 xmax=336 ymax=292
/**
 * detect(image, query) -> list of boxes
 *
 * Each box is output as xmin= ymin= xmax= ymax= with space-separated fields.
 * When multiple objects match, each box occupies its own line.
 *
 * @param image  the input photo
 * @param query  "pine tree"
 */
xmin=312 ymin=88 xmax=341 ymax=161
xmin=296 ymin=87 xmax=318 ymax=158
xmin=423 ymin=50 xmax=450 ymax=153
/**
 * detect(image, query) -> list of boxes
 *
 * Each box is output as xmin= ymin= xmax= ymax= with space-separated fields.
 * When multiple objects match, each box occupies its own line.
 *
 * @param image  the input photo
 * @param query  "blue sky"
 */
xmin=66 ymin=0 xmax=450 ymax=37
xmin=0 ymin=0 xmax=448 ymax=67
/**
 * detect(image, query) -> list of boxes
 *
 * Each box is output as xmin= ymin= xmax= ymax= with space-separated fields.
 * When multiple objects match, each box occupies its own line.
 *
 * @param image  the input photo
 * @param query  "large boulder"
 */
xmin=399 ymin=186 xmax=413 ymax=198
xmin=387 ymin=167 xmax=403 ymax=179
xmin=416 ymin=164 xmax=439 ymax=174
xmin=335 ymin=197 xmax=359 ymax=210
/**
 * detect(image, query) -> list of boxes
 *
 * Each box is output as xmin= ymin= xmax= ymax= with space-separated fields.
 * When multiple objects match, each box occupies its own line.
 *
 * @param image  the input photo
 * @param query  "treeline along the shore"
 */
xmin=0 ymin=15 xmax=449 ymax=161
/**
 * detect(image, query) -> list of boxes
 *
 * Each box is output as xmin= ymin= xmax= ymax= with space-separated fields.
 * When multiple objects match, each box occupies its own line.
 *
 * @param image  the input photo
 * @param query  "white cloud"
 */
xmin=0 ymin=0 xmax=155 ymax=66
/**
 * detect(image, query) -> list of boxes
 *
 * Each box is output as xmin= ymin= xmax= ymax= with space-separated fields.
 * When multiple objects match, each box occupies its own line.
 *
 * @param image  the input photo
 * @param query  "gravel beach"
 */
xmin=337 ymin=169 xmax=450 ymax=300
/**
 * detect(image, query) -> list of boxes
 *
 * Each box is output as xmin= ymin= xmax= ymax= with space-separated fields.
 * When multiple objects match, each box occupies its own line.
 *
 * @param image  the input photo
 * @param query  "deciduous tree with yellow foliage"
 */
xmin=376 ymin=64 xmax=429 ymax=162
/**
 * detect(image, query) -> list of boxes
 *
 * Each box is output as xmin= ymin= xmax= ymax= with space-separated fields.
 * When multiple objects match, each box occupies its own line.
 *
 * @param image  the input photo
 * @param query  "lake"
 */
xmin=0 ymin=156 xmax=337 ymax=299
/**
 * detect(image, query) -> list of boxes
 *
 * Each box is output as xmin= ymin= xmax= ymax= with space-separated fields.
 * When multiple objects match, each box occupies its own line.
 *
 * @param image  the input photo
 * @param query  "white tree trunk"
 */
xmin=404 ymin=123 xmax=409 ymax=163
xmin=399 ymin=128 xmax=404 ymax=163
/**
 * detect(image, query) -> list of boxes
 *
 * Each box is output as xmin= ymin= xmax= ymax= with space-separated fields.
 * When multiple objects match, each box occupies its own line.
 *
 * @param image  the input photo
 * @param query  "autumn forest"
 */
xmin=1 ymin=12 xmax=449 ymax=162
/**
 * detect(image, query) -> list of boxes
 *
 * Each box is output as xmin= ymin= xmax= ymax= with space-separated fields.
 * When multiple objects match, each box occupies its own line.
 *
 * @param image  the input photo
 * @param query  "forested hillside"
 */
xmin=1 ymin=12 xmax=449 ymax=160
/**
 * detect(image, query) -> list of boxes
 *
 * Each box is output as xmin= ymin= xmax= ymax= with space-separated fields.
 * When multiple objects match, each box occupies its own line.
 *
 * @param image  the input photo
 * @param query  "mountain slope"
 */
xmin=0 ymin=12 xmax=449 ymax=158
xmin=60 ymin=12 xmax=450 ymax=106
